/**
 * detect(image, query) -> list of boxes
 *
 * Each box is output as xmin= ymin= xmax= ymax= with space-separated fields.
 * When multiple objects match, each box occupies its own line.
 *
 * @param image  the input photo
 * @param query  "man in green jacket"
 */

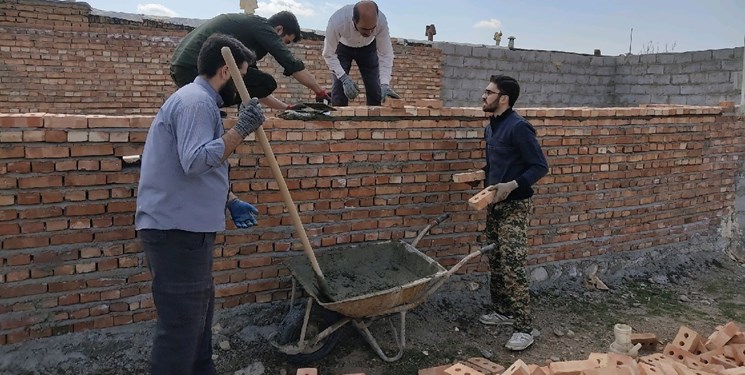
xmin=171 ymin=11 xmax=331 ymax=110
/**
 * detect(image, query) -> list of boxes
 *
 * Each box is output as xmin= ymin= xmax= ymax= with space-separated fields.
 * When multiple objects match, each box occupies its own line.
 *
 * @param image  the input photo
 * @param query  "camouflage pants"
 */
xmin=484 ymin=198 xmax=532 ymax=333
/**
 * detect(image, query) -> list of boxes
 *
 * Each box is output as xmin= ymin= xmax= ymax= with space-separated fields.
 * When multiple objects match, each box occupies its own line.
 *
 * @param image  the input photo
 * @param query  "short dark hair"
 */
xmin=268 ymin=11 xmax=302 ymax=43
xmin=490 ymin=75 xmax=520 ymax=107
xmin=352 ymin=1 xmax=379 ymax=23
xmin=197 ymin=33 xmax=256 ymax=78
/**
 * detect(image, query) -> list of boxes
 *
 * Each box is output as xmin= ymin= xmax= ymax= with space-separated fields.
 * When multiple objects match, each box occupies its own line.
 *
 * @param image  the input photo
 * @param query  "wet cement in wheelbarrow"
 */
xmin=287 ymin=241 xmax=444 ymax=302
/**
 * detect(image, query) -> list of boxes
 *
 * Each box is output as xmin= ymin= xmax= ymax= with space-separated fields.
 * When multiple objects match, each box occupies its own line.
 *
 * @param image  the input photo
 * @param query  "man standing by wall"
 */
xmin=136 ymin=34 xmax=265 ymax=375
xmin=171 ymin=11 xmax=331 ymax=110
xmin=473 ymin=75 xmax=549 ymax=351
xmin=322 ymin=1 xmax=400 ymax=106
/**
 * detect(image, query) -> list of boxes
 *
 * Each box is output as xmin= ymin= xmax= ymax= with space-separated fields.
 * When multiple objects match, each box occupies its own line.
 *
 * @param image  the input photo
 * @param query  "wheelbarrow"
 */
xmin=269 ymin=213 xmax=496 ymax=363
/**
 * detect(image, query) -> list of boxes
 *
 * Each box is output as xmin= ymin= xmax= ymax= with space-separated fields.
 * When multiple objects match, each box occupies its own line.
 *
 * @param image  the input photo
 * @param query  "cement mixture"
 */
xmin=285 ymin=241 xmax=444 ymax=301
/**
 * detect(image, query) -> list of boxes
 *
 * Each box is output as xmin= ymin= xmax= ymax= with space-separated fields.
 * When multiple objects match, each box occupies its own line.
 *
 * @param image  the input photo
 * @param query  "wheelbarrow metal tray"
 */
xmin=283 ymin=241 xmax=447 ymax=318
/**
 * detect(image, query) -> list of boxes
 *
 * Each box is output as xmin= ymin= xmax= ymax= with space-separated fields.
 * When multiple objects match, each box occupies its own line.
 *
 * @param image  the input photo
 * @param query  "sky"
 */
xmin=81 ymin=0 xmax=745 ymax=55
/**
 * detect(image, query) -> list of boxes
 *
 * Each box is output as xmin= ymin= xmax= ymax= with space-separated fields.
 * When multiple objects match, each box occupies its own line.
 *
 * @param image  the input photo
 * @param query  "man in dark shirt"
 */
xmin=171 ymin=11 xmax=331 ymax=110
xmin=471 ymin=75 xmax=549 ymax=351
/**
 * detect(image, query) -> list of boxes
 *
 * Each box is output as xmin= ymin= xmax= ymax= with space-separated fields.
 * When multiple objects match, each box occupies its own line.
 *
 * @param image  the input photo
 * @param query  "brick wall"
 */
xmin=1 ymin=105 xmax=743 ymax=345
xmin=0 ymin=0 xmax=441 ymax=115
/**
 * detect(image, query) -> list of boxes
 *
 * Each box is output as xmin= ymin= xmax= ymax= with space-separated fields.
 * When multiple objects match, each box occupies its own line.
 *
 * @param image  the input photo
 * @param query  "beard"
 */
xmin=482 ymin=99 xmax=499 ymax=113
xmin=218 ymin=78 xmax=238 ymax=107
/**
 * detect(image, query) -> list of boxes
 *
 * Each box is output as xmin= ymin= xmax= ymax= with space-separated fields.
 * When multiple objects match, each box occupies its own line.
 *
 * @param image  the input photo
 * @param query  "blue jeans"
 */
xmin=139 ymin=229 xmax=217 ymax=375
xmin=331 ymin=42 xmax=382 ymax=106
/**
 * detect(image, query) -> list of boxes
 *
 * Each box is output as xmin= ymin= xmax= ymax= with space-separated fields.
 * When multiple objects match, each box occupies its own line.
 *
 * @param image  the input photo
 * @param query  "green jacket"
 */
xmin=171 ymin=14 xmax=305 ymax=76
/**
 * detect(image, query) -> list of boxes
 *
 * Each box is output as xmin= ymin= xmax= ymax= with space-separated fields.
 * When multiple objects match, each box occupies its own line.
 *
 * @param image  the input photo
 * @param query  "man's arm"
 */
xmin=322 ymin=18 xmax=345 ymax=79
xmin=175 ymin=101 xmax=227 ymax=175
xmin=513 ymin=122 xmax=549 ymax=187
xmin=255 ymin=24 xmax=305 ymax=77
xmin=292 ymin=69 xmax=324 ymax=94
xmin=375 ymin=17 xmax=394 ymax=85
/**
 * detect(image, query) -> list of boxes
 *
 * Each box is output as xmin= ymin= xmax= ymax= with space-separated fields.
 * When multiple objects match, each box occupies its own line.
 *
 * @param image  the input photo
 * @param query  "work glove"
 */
xmin=381 ymin=84 xmax=400 ymax=103
xmin=227 ymin=198 xmax=259 ymax=228
xmin=315 ymin=89 xmax=332 ymax=104
xmin=488 ymin=180 xmax=518 ymax=203
xmin=339 ymin=74 xmax=359 ymax=100
xmin=233 ymin=98 xmax=265 ymax=138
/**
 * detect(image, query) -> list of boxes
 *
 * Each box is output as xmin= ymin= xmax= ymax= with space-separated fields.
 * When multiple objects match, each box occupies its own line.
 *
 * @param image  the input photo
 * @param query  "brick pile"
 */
xmin=417 ymin=322 xmax=745 ymax=375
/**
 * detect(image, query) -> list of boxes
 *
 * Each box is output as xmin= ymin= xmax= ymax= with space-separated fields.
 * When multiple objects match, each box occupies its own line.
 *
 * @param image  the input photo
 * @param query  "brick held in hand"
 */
xmin=453 ymin=170 xmax=485 ymax=183
xmin=468 ymin=186 xmax=495 ymax=210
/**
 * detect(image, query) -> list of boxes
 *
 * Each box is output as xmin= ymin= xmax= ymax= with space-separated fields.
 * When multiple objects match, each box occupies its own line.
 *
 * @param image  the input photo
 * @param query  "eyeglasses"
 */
xmin=484 ymin=89 xmax=504 ymax=97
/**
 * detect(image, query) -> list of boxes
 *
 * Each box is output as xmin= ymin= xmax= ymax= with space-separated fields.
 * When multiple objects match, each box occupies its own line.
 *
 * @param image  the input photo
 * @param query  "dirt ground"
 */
xmin=1 ymin=251 xmax=743 ymax=375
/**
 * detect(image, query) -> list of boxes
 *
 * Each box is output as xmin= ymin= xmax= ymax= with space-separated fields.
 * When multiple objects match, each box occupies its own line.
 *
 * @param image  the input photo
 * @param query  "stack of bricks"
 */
xmin=1 ymin=105 xmax=744 ymax=346
xmin=417 ymin=322 xmax=744 ymax=375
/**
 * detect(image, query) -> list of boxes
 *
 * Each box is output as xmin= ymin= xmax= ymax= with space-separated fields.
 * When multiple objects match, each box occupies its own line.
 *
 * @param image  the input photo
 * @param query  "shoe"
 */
xmin=478 ymin=312 xmax=514 ymax=325
xmin=505 ymin=332 xmax=534 ymax=351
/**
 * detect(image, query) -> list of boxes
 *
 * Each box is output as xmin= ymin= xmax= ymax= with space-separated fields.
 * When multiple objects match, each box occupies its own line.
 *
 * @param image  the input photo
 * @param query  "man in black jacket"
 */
xmin=171 ymin=11 xmax=331 ymax=110
xmin=473 ymin=75 xmax=549 ymax=351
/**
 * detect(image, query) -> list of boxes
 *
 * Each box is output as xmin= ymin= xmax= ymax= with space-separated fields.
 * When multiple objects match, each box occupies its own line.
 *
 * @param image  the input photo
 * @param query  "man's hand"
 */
xmin=381 ymin=84 xmax=400 ymax=103
xmin=488 ymin=181 xmax=518 ymax=203
xmin=227 ymin=199 xmax=259 ymax=228
xmin=339 ymin=74 xmax=360 ymax=100
xmin=286 ymin=103 xmax=306 ymax=110
xmin=315 ymin=89 xmax=332 ymax=104
xmin=234 ymin=98 xmax=265 ymax=138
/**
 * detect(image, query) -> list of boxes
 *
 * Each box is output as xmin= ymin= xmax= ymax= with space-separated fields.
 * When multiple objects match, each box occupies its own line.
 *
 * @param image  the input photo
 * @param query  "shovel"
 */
xmin=220 ymin=47 xmax=332 ymax=300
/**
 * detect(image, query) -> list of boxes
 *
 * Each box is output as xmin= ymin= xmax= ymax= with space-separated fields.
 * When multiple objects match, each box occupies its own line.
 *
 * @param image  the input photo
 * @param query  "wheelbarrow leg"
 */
xmin=353 ymin=311 xmax=407 ymax=362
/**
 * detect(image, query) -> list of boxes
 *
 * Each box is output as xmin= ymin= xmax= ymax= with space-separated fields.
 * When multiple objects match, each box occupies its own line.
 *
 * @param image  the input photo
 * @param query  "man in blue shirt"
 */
xmin=135 ymin=33 xmax=265 ymax=375
xmin=472 ymin=75 xmax=549 ymax=351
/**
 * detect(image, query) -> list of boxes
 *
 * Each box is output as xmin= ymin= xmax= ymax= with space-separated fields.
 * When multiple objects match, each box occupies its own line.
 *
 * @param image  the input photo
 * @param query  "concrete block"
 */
xmin=549 ymin=360 xmax=599 ymax=375
xmin=473 ymin=47 xmax=489 ymax=58
xmin=297 ymin=369 xmax=317 ymax=375
xmin=445 ymin=363 xmax=485 ymax=375
xmin=672 ymin=326 xmax=705 ymax=353
xmin=690 ymin=50 xmax=713 ymax=62
xmin=466 ymin=357 xmax=505 ymax=375
xmin=468 ymin=186 xmax=495 ymax=210
xmin=706 ymin=322 xmax=742 ymax=350
xmin=419 ymin=365 xmax=451 ymax=375
xmin=455 ymin=44 xmax=473 ymax=57
xmin=503 ymin=360 xmax=531 ymax=375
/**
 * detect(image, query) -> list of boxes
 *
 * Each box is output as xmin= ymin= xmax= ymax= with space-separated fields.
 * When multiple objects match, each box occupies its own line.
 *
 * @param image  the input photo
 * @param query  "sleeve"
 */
xmin=512 ymin=122 xmax=549 ymax=187
xmin=256 ymin=24 xmax=305 ymax=76
xmin=375 ymin=17 xmax=394 ymax=85
xmin=322 ymin=16 xmax=345 ymax=79
xmin=174 ymin=101 xmax=226 ymax=176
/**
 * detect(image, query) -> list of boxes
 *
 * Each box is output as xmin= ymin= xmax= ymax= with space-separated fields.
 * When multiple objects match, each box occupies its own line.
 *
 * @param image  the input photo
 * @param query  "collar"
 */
xmin=194 ymin=76 xmax=224 ymax=107
xmin=490 ymin=107 xmax=513 ymax=121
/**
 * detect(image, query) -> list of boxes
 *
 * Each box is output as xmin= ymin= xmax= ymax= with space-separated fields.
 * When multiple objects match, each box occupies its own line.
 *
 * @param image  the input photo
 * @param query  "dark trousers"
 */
xmin=170 ymin=65 xmax=278 ymax=105
xmin=139 ymin=229 xmax=217 ymax=375
xmin=331 ymin=42 xmax=382 ymax=106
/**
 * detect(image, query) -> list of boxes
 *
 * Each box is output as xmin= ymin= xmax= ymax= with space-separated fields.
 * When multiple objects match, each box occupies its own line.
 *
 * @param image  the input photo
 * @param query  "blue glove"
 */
xmin=227 ymin=199 xmax=259 ymax=228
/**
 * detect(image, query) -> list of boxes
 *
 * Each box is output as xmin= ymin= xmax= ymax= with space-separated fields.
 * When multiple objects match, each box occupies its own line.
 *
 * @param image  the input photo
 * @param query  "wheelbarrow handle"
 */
xmin=410 ymin=213 xmax=451 ymax=248
xmin=446 ymin=243 xmax=496 ymax=276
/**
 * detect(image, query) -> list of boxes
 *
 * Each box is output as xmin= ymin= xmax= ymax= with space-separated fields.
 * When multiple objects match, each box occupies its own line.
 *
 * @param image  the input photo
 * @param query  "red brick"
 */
xmin=77 ymin=160 xmax=100 ymax=171
xmin=17 ymin=192 xmax=41 ymax=205
xmin=44 ymin=130 xmax=68 ymax=142
xmin=65 ymin=203 xmax=106 ymax=216
xmin=24 ymin=146 xmax=70 ymax=158
xmin=70 ymin=144 xmax=113 ymax=157
xmin=88 ymin=116 xmax=130 ymax=128
xmin=0 ymin=283 xmax=47 ymax=298
xmin=44 ymin=114 xmax=88 ymax=129
xmin=19 ymin=207 xmax=63 ymax=219
xmin=0 ymin=114 xmax=43 ymax=128
xmin=65 ymin=174 xmax=107 ymax=186
xmin=18 ymin=176 xmax=63 ymax=189
xmin=3 ymin=236 xmax=50 ymax=250
xmin=50 ymin=232 xmax=93 ymax=245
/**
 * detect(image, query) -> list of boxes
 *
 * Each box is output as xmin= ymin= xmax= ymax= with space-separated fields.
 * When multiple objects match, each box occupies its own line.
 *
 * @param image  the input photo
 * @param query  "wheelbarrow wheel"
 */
xmin=276 ymin=304 xmax=346 ymax=365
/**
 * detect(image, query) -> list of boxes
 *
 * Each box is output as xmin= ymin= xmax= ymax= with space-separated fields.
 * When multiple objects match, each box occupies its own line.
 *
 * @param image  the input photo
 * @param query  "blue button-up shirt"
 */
xmin=135 ymin=76 xmax=229 ymax=233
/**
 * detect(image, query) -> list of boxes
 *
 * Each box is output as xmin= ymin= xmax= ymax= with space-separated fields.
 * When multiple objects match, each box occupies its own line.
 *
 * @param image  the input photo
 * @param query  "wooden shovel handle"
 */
xmin=220 ymin=47 xmax=330 ymax=295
